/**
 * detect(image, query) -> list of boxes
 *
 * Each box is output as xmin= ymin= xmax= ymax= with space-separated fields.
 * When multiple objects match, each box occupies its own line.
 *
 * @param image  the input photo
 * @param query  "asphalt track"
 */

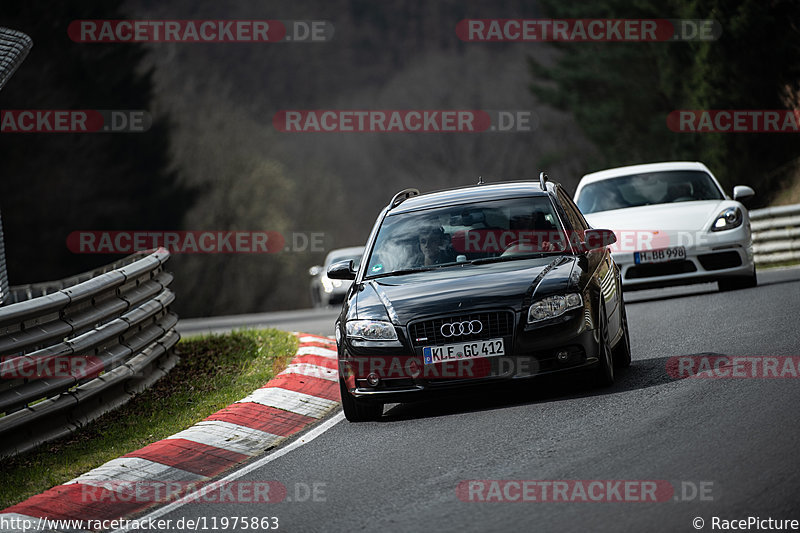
xmin=157 ymin=266 xmax=800 ymax=533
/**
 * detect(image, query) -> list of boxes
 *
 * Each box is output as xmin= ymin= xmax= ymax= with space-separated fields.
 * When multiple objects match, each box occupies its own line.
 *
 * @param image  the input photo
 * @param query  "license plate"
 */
xmin=634 ymin=246 xmax=686 ymax=264
xmin=422 ymin=338 xmax=505 ymax=365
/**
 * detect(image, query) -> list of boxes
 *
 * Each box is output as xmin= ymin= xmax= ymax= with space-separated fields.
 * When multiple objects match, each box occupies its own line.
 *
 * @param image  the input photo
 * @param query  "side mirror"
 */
xmin=327 ymin=259 xmax=356 ymax=280
xmin=583 ymin=228 xmax=617 ymax=251
xmin=308 ymin=265 xmax=323 ymax=277
xmin=733 ymin=185 xmax=755 ymax=202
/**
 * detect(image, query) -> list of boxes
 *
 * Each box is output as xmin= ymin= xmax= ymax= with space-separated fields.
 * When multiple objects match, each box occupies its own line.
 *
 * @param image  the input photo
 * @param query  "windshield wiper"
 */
xmin=367 ymin=266 xmax=436 ymax=279
xmin=469 ymin=252 xmax=557 ymax=265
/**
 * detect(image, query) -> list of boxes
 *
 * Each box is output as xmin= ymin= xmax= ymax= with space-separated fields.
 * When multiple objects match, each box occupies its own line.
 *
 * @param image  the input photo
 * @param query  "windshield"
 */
xmin=576 ymin=170 xmax=724 ymax=214
xmin=364 ymin=196 xmax=566 ymax=279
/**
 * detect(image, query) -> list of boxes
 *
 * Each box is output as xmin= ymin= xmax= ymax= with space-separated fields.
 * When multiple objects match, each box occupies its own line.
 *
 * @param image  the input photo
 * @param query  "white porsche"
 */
xmin=573 ymin=161 xmax=757 ymax=291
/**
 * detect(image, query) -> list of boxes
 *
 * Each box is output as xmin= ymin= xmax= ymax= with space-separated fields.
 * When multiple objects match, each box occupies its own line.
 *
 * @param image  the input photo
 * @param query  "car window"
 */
xmin=557 ymin=188 xmax=589 ymax=232
xmin=365 ymin=197 xmax=566 ymax=278
xmin=576 ymin=170 xmax=724 ymax=214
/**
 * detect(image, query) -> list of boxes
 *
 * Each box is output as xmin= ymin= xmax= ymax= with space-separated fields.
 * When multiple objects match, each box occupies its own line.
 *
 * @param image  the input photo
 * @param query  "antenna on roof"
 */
xmin=539 ymin=171 xmax=548 ymax=190
xmin=477 ymin=176 xmax=485 ymax=185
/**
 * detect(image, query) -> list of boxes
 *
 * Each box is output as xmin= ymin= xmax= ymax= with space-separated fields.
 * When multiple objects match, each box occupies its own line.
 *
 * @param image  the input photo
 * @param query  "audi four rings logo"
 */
xmin=441 ymin=320 xmax=483 ymax=337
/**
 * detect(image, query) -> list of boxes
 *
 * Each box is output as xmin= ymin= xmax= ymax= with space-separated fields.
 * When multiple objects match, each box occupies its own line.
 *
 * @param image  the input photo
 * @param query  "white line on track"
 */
xmin=108 ymin=412 xmax=345 ymax=533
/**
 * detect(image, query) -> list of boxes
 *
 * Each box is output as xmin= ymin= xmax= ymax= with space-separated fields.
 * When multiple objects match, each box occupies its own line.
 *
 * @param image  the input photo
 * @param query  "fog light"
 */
xmin=556 ymin=350 xmax=570 ymax=362
xmin=366 ymin=373 xmax=380 ymax=387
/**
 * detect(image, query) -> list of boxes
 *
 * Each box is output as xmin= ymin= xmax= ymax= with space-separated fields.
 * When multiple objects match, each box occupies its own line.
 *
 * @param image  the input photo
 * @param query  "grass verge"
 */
xmin=0 ymin=328 xmax=298 ymax=510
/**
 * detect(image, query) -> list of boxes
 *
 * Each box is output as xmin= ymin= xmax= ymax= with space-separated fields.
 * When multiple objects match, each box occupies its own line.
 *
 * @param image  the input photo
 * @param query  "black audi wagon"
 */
xmin=329 ymin=175 xmax=631 ymax=421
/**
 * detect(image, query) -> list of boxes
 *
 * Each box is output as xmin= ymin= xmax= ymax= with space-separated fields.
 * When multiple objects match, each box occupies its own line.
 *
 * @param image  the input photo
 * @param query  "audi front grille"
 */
xmin=408 ymin=311 xmax=515 ymax=347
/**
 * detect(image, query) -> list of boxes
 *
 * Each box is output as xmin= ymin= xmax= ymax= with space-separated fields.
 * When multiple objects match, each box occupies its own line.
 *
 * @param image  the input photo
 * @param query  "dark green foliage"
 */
xmin=530 ymin=0 xmax=800 ymax=200
xmin=0 ymin=0 xmax=195 ymax=283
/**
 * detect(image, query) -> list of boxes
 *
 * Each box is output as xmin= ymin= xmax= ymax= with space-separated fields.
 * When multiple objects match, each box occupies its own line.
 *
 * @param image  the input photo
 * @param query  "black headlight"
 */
xmin=528 ymin=293 xmax=583 ymax=323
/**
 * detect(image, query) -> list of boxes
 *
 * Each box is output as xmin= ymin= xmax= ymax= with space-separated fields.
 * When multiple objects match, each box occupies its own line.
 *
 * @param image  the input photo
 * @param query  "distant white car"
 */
xmin=309 ymin=246 xmax=365 ymax=307
xmin=573 ymin=161 xmax=757 ymax=291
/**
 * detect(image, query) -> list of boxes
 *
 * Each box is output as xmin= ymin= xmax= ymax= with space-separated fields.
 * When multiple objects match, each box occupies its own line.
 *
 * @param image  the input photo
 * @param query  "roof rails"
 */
xmin=539 ymin=171 xmax=548 ymax=190
xmin=389 ymin=188 xmax=420 ymax=209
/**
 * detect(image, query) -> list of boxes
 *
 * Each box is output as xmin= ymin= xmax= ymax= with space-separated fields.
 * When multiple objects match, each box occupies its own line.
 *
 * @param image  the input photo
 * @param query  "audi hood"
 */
xmin=349 ymin=256 xmax=576 ymax=325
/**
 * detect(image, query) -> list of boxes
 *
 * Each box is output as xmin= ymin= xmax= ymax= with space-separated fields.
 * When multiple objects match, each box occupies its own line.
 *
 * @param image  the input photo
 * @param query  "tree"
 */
xmin=0 ymin=0 xmax=194 ymax=284
xmin=529 ymin=0 xmax=800 ymax=201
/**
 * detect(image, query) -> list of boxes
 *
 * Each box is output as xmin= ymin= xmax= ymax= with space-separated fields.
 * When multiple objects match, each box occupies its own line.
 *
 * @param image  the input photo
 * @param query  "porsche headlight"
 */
xmin=320 ymin=276 xmax=343 ymax=293
xmin=528 ymin=293 xmax=583 ymax=323
xmin=346 ymin=320 xmax=398 ymax=341
xmin=711 ymin=207 xmax=742 ymax=232
xmin=320 ymin=276 xmax=334 ymax=293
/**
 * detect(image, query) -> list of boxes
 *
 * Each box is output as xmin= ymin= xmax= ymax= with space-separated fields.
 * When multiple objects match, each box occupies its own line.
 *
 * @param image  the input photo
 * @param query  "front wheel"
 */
xmin=612 ymin=304 xmax=632 ymax=368
xmin=593 ymin=303 xmax=615 ymax=387
xmin=339 ymin=378 xmax=383 ymax=422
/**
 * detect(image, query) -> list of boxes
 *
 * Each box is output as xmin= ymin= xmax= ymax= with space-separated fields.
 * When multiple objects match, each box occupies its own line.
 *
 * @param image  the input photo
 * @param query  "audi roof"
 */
xmin=389 ymin=180 xmax=553 ymax=214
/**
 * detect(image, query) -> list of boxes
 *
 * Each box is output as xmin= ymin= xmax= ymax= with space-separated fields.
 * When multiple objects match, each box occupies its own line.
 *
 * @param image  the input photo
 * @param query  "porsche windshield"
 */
xmin=364 ymin=196 xmax=566 ymax=279
xmin=576 ymin=170 xmax=724 ymax=214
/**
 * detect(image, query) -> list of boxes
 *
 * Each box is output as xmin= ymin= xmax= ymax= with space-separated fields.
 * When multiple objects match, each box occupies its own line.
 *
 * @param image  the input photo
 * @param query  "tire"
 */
xmin=593 ymin=302 xmax=615 ymax=387
xmin=612 ymin=303 xmax=632 ymax=368
xmin=339 ymin=377 xmax=383 ymax=422
xmin=718 ymin=269 xmax=758 ymax=291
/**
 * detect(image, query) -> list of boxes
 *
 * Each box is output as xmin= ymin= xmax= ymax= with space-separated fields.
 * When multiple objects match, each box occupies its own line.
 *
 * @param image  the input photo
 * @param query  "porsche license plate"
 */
xmin=634 ymin=246 xmax=686 ymax=264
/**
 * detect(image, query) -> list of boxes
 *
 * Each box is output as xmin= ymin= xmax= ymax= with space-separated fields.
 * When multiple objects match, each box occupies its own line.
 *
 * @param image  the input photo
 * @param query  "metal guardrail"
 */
xmin=750 ymin=204 xmax=800 ymax=265
xmin=0 ymin=249 xmax=179 ymax=458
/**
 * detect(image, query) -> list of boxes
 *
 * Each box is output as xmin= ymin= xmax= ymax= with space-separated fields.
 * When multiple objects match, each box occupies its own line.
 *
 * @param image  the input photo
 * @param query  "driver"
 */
xmin=417 ymin=226 xmax=456 ymax=266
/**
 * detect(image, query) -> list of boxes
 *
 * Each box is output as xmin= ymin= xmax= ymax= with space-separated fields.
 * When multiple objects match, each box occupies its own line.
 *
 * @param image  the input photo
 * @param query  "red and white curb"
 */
xmin=0 ymin=333 xmax=339 ymax=533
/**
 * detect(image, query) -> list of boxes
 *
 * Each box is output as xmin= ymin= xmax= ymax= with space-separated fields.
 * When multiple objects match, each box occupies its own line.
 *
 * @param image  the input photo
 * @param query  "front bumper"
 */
xmin=615 ymin=226 xmax=754 ymax=290
xmin=338 ymin=309 xmax=601 ymax=403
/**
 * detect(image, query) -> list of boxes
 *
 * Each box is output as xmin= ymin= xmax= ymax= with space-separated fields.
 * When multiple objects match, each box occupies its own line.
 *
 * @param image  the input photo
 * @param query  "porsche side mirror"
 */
xmin=733 ymin=185 xmax=755 ymax=202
